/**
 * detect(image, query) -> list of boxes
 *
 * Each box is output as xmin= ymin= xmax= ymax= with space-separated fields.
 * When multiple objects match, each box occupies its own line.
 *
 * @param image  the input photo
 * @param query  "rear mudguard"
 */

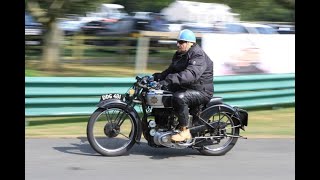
xmin=201 ymin=103 xmax=248 ymax=130
xmin=97 ymin=99 xmax=142 ymax=143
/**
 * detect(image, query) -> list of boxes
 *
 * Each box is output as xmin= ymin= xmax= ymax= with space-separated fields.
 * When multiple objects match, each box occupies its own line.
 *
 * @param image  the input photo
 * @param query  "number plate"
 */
xmin=101 ymin=93 xmax=122 ymax=100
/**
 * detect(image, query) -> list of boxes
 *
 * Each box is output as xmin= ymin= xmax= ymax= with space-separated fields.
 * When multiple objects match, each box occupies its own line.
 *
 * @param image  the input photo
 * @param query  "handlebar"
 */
xmin=135 ymin=75 xmax=161 ymax=90
xmin=136 ymin=82 xmax=149 ymax=89
xmin=135 ymin=75 xmax=151 ymax=89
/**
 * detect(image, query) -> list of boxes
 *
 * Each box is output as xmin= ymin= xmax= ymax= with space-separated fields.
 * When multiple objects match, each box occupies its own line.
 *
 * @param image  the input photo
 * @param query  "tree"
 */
xmin=177 ymin=0 xmax=294 ymax=22
xmin=274 ymin=0 xmax=295 ymax=9
xmin=26 ymin=0 xmax=112 ymax=70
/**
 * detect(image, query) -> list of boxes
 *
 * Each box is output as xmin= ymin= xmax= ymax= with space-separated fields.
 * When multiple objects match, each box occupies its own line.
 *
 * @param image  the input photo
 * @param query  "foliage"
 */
xmin=26 ymin=0 xmax=113 ymax=26
xmin=26 ymin=0 xmax=294 ymax=23
xmin=274 ymin=0 xmax=295 ymax=9
xmin=113 ymin=0 xmax=173 ymax=13
xmin=191 ymin=0 xmax=294 ymax=22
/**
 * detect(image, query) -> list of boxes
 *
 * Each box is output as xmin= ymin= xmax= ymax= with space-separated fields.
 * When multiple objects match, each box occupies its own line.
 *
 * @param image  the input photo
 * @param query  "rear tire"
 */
xmin=197 ymin=110 xmax=239 ymax=156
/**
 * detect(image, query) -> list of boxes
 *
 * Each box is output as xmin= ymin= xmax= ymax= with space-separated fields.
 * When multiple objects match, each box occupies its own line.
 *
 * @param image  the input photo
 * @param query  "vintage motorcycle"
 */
xmin=86 ymin=75 xmax=248 ymax=156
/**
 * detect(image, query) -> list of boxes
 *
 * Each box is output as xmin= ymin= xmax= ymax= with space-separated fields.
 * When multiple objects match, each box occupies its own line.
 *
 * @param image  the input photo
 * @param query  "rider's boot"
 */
xmin=171 ymin=127 xmax=191 ymax=142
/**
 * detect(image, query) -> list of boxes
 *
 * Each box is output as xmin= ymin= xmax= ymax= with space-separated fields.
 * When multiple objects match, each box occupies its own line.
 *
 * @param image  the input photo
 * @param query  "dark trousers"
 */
xmin=172 ymin=89 xmax=210 ymax=127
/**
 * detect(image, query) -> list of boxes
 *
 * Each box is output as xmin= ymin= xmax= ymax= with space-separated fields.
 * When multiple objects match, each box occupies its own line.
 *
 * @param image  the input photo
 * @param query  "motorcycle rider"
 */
xmin=152 ymin=29 xmax=214 ymax=142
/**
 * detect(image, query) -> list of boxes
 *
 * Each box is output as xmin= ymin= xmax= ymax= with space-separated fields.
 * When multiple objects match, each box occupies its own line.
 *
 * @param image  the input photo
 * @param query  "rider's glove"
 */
xmin=147 ymin=75 xmax=154 ymax=82
xmin=152 ymin=73 xmax=162 ymax=82
xmin=159 ymin=80 xmax=169 ymax=90
xmin=149 ymin=80 xmax=170 ymax=90
xmin=148 ymin=81 xmax=158 ymax=89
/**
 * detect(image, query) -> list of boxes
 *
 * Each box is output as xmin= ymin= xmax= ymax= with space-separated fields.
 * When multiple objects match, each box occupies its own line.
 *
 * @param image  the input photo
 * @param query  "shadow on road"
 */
xmin=53 ymin=137 xmax=201 ymax=159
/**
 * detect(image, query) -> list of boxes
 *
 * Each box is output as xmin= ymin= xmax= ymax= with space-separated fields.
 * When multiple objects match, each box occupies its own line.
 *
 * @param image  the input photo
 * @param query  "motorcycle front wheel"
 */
xmin=87 ymin=103 xmax=138 ymax=156
xmin=196 ymin=111 xmax=240 ymax=156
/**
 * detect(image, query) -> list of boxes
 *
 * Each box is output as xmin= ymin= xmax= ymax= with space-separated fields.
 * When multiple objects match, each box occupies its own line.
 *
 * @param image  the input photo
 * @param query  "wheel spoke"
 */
xmin=104 ymin=109 xmax=114 ymax=125
xmin=118 ymin=131 xmax=130 ymax=139
xmin=116 ymin=113 xmax=127 ymax=126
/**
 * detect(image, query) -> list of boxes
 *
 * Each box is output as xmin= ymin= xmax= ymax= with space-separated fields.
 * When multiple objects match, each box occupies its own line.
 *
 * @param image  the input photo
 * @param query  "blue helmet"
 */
xmin=177 ymin=29 xmax=196 ymax=43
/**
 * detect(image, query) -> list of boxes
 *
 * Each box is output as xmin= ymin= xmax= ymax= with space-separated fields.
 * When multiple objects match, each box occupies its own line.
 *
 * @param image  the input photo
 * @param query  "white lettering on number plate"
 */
xmin=101 ymin=94 xmax=121 ymax=100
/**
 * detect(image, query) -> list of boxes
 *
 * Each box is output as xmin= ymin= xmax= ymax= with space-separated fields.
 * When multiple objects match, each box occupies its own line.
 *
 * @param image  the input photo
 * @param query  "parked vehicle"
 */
xmin=86 ymin=75 xmax=248 ymax=156
xmin=81 ymin=20 xmax=109 ymax=35
xmin=267 ymin=24 xmax=295 ymax=34
xmin=223 ymin=22 xmax=278 ymax=34
xmin=25 ymin=12 xmax=44 ymax=45
xmin=80 ymin=18 xmax=135 ymax=47
xmin=58 ymin=19 xmax=85 ymax=36
xmin=181 ymin=23 xmax=217 ymax=33
xmin=81 ymin=17 xmax=135 ymax=36
xmin=130 ymin=12 xmax=170 ymax=32
xmin=148 ymin=13 xmax=170 ymax=32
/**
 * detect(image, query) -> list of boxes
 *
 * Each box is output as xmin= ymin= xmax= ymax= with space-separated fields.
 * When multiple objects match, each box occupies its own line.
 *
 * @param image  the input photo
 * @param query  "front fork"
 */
xmin=98 ymin=100 xmax=143 ymax=144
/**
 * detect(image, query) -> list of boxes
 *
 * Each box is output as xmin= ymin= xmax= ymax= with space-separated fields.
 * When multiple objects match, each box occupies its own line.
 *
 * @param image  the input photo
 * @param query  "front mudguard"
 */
xmin=97 ymin=99 xmax=143 ymax=143
xmin=97 ymin=98 xmax=123 ymax=108
xmin=201 ymin=103 xmax=248 ymax=130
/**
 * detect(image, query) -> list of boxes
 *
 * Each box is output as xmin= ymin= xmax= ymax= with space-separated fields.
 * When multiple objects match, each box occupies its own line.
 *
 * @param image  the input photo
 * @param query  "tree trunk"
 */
xmin=41 ymin=20 xmax=63 ymax=71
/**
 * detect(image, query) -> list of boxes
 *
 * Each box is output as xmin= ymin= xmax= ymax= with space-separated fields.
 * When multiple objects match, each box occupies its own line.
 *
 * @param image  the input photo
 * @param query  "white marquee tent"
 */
xmin=161 ymin=1 xmax=239 ymax=24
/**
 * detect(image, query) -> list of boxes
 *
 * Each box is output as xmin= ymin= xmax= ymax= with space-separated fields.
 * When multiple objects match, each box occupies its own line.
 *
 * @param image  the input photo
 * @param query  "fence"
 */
xmin=25 ymin=73 xmax=295 ymax=117
xmin=25 ymin=31 xmax=203 ymax=75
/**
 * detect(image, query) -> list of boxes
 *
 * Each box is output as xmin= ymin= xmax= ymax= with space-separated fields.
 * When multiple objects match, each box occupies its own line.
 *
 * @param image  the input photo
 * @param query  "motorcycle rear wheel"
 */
xmin=197 ymin=111 xmax=239 ymax=156
xmin=87 ymin=104 xmax=137 ymax=156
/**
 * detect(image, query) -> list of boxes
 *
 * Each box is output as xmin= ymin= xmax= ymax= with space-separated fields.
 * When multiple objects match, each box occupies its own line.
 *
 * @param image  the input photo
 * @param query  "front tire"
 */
xmin=87 ymin=103 xmax=138 ymax=156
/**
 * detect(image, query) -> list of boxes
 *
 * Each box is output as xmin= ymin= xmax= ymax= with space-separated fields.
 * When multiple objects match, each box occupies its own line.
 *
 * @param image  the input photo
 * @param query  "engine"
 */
xmin=152 ymin=108 xmax=176 ymax=129
xmin=145 ymin=108 xmax=178 ymax=147
xmin=147 ymin=118 xmax=190 ymax=149
xmin=144 ymin=89 xmax=190 ymax=148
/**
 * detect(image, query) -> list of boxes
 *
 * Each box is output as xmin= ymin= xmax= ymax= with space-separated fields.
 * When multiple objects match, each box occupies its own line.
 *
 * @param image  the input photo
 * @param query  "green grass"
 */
xmin=25 ymin=69 xmax=48 ymax=77
xmin=25 ymin=107 xmax=295 ymax=138
xmin=25 ymin=63 xmax=171 ymax=77
xmin=240 ymin=107 xmax=295 ymax=138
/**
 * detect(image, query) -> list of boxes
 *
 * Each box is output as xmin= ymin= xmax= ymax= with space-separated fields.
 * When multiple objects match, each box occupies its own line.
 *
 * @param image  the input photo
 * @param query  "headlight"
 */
xmin=129 ymin=88 xmax=135 ymax=96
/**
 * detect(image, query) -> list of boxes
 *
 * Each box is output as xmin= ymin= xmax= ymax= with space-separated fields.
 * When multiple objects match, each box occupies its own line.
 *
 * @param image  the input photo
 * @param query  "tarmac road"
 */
xmin=25 ymin=138 xmax=294 ymax=180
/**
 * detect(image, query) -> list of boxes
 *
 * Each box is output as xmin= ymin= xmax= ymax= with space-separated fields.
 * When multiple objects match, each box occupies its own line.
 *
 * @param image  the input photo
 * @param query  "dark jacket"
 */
xmin=153 ymin=43 xmax=214 ymax=99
